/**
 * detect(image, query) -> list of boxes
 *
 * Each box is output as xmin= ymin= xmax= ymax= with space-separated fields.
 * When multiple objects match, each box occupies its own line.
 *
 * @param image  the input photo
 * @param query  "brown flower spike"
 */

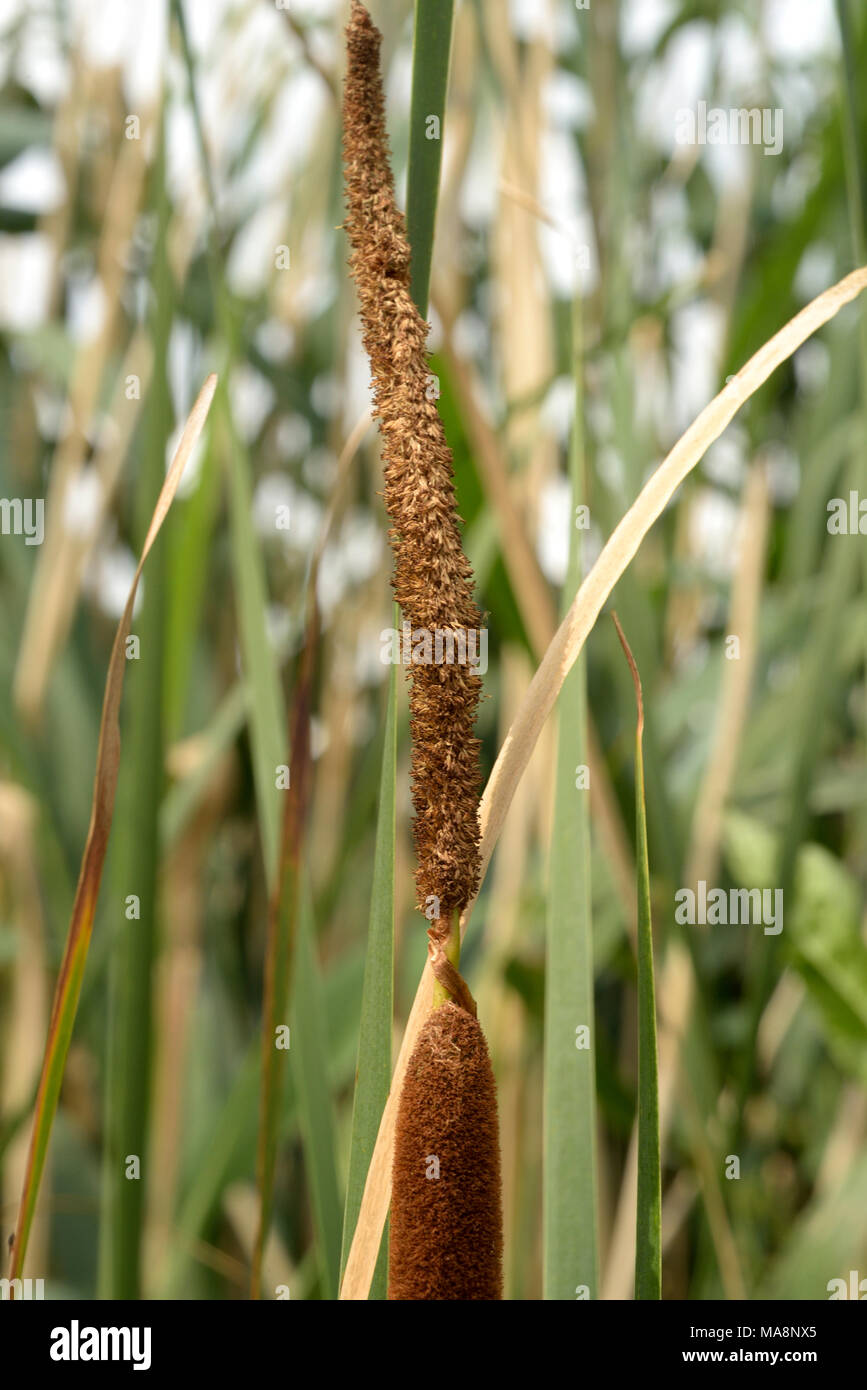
xmin=388 ymin=1002 xmax=503 ymax=1300
xmin=343 ymin=2 xmax=502 ymax=1302
xmin=342 ymin=0 xmax=483 ymax=933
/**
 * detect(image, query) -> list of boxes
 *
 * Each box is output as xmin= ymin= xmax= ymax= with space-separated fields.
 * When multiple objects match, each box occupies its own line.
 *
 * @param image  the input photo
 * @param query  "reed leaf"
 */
xmin=8 ymin=374 xmax=217 ymax=1282
xmin=339 ymin=651 xmax=397 ymax=1298
xmin=543 ymin=300 xmax=598 ymax=1300
xmin=97 ymin=110 xmax=173 ymax=1299
xmin=612 ymin=615 xmax=660 ymax=1301
xmin=406 ymin=0 xmax=454 ymax=314
xmin=293 ymin=885 xmax=342 ymax=1299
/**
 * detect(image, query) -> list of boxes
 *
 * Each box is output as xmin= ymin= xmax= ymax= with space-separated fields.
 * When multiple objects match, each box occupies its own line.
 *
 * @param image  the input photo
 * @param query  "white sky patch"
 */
xmin=460 ymin=115 xmax=500 ymax=231
xmin=689 ymin=487 xmax=740 ymax=580
xmin=264 ymin=601 xmax=293 ymax=658
xmin=345 ymin=325 xmax=375 ymax=430
xmin=552 ymin=1 xmax=581 ymax=55
xmin=167 ymin=320 xmax=199 ymax=432
xmin=538 ymin=127 xmax=597 ymax=299
xmin=64 ymin=0 xmax=164 ymax=107
xmin=292 ymin=0 xmax=340 ymax=23
xmin=62 ymin=467 xmax=104 ymax=540
xmin=793 ymin=339 xmax=830 ymax=396
xmin=761 ymin=441 xmax=800 ymax=506
xmin=262 ymin=69 xmax=328 ymax=182
xmin=509 ymin=0 xmax=556 ymax=46
xmin=537 ymin=474 xmax=572 ymax=586
xmin=636 ymin=22 xmax=713 ymax=156
xmin=703 ymin=425 xmax=748 ymax=490
xmin=15 ymin=16 xmax=68 ymax=104
xmin=276 ymin=414 xmax=312 ymax=462
xmin=621 ymin=0 xmax=677 ymax=57
xmin=794 ymin=242 xmax=837 ymax=303
xmin=0 ymin=233 xmax=53 ymax=331
xmin=182 ymin=0 xmax=236 ymax=55
xmin=317 ymin=510 xmax=383 ymax=614
xmin=71 ymin=0 xmax=126 ymax=70
xmin=302 ymin=446 xmax=339 ymax=494
xmin=669 ymin=298 xmax=726 ymax=437
xmin=230 ymin=363 xmax=275 ymax=443
xmin=772 ymin=151 xmax=822 ymax=221
xmin=386 ymin=42 xmax=413 ymax=124
xmin=253 ymin=473 xmax=293 ymax=540
xmin=287 ymin=263 xmax=338 ymax=324
xmin=124 ymin=0 xmax=166 ymax=109
xmin=31 ymin=385 xmax=73 ymax=440
xmin=66 ymin=272 xmax=107 ymax=344
xmin=253 ymin=474 xmax=322 ymax=552
xmin=356 ymin=619 xmax=391 ymax=689
xmin=256 ymin=317 xmax=295 ymax=363
xmin=165 ymin=102 xmax=203 ymax=216
xmin=427 ymin=302 xmax=444 ymax=353
xmin=596 ymin=445 xmax=628 ymax=497
xmin=717 ymin=14 xmax=762 ymax=97
xmin=311 ymin=372 xmax=341 ymax=420
xmin=85 ymin=542 xmax=140 ymax=620
xmin=649 ymin=183 xmax=702 ymax=295
xmin=632 ymin=331 xmax=669 ymax=441
xmin=702 ymin=140 xmax=753 ymax=197
xmin=452 ymin=308 xmax=488 ymax=363
xmin=226 ymin=200 xmax=288 ymax=297
xmin=762 ymin=0 xmax=838 ymax=60
xmin=543 ymin=70 xmax=593 ymax=131
xmin=541 ymin=375 xmax=577 ymax=446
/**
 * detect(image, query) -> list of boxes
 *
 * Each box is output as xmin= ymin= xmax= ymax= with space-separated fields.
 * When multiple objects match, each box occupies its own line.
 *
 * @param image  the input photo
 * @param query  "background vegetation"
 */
xmin=1 ymin=0 xmax=866 ymax=1299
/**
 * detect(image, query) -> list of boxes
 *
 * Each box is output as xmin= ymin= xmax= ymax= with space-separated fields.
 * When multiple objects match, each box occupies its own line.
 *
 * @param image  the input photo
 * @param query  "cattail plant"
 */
xmin=342 ymin=0 xmax=502 ymax=1299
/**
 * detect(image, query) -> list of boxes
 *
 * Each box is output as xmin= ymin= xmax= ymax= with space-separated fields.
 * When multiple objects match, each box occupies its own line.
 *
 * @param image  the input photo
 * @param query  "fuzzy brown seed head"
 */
xmin=343 ymin=0 xmax=483 ymax=921
xmin=388 ymin=1002 xmax=503 ymax=1300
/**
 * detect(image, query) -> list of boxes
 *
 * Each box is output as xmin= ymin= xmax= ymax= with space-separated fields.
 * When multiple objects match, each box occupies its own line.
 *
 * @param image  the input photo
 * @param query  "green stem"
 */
xmin=432 ymin=910 xmax=461 ymax=1008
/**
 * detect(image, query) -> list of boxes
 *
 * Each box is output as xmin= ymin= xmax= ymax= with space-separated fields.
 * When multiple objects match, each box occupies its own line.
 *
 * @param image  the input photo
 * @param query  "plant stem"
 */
xmin=432 ymin=910 xmax=461 ymax=1008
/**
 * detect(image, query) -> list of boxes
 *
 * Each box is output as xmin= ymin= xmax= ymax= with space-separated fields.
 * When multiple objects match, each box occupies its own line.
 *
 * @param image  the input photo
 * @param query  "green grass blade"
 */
xmin=221 ymin=397 xmax=285 ymax=883
xmin=97 ymin=110 xmax=172 ymax=1299
xmin=7 ymin=376 xmax=217 ymax=1283
xmin=339 ymin=648 xmax=396 ymax=1298
xmin=293 ymin=884 xmax=342 ymax=1299
xmin=173 ymin=6 xmax=341 ymax=1300
xmin=251 ymin=614 xmax=315 ymax=1297
xmin=543 ymin=301 xmax=598 ymax=1300
xmin=613 ymin=615 xmax=661 ymax=1301
xmin=406 ymin=0 xmax=455 ymax=316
